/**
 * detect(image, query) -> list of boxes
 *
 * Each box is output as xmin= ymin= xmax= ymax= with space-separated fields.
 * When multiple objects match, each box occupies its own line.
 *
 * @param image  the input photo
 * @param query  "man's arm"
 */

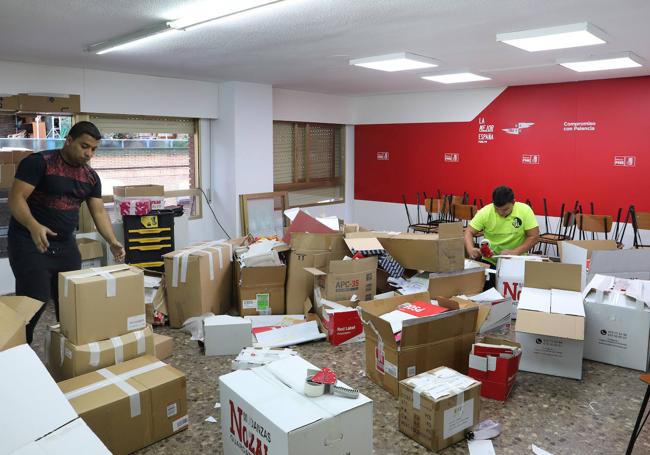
xmin=502 ymin=227 xmax=540 ymax=255
xmin=9 ymin=179 xmax=57 ymax=253
xmin=86 ymin=197 xmax=125 ymax=262
xmin=464 ymin=225 xmax=482 ymax=259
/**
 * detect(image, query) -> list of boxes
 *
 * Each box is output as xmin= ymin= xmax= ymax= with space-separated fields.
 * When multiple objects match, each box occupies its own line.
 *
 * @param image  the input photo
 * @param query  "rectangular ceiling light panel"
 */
xmin=497 ymin=22 xmax=606 ymax=52
xmin=421 ymin=72 xmax=491 ymax=84
xmin=350 ymin=52 xmax=439 ymax=72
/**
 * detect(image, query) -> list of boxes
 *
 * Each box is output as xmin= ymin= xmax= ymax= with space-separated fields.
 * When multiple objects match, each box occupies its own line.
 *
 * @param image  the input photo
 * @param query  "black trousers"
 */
xmin=8 ymin=233 xmax=81 ymax=344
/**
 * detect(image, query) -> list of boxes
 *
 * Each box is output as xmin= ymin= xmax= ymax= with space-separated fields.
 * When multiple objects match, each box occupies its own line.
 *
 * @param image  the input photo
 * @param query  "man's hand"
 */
xmin=29 ymin=223 xmax=57 ymax=253
xmin=469 ymin=247 xmax=481 ymax=260
xmin=110 ymin=241 xmax=126 ymax=263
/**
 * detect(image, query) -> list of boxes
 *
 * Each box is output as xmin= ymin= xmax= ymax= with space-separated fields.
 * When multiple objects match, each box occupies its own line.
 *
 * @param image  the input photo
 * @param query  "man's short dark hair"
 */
xmin=68 ymin=121 xmax=101 ymax=141
xmin=492 ymin=185 xmax=515 ymax=207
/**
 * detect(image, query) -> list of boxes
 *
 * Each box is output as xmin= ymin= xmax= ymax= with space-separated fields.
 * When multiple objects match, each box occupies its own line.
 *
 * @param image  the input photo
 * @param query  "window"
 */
xmin=273 ymin=121 xmax=345 ymax=207
xmin=84 ymin=115 xmax=202 ymax=219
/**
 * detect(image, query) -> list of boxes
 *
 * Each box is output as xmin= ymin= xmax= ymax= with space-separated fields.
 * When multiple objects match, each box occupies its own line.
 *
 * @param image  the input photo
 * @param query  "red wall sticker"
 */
xmin=355 ymin=76 xmax=650 ymax=217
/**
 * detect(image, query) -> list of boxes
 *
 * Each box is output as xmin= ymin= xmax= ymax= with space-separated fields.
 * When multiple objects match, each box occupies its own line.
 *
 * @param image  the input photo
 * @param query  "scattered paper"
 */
xmin=468 ymin=440 xmax=496 ymax=455
xmin=316 ymin=216 xmax=340 ymax=231
xmin=214 ymin=402 xmax=221 ymax=409
xmin=205 ymin=416 xmax=217 ymax=423
xmin=283 ymin=207 xmax=300 ymax=221
xmin=532 ymin=444 xmax=554 ymax=455
xmin=181 ymin=313 xmax=214 ymax=341
xmin=254 ymin=320 xmax=326 ymax=348
xmin=470 ymin=287 xmax=505 ymax=302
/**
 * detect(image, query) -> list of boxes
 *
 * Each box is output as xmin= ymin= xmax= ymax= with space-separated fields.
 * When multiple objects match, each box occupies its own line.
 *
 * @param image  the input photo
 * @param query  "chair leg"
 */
xmin=627 ymin=384 xmax=650 ymax=455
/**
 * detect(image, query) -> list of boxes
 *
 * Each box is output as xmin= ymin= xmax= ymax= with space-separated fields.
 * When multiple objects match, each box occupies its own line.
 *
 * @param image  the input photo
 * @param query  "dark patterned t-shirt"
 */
xmin=9 ymin=149 xmax=101 ymax=240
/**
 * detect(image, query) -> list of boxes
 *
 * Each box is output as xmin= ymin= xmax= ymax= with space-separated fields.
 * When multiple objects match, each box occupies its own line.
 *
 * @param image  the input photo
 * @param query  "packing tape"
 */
xmin=88 ymin=342 xmax=101 ymax=367
xmin=63 ymin=265 xmax=130 ymax=298
xmin=59 ymin=335 xmax=65 ymax=367
xmin=207 ymin=250 xmax=214 ymax=281
xmin=171 ymin=240 xmax=230 ymax=288
xmin=111 ymin=337 xmax=124 ymax=364
xmin=97 ymin=369 xmax=142 ymax=418
xmin=44 ymin=329 xmax=51 ymax=367
xmin=304 ymin=381 xmax=325 ymax=397
xmin=134 ymin=330 xmax=145 ymax=355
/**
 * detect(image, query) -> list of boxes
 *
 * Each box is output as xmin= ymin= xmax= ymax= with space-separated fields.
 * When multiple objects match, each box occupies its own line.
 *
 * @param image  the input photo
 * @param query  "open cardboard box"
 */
xmin=0 ymin=296 xmax=43 ymax=351
xmin=559 ymin=240 xmax=619 ymax=288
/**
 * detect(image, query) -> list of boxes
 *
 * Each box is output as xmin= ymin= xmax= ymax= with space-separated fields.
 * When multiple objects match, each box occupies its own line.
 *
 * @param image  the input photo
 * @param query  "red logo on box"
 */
xmin=376 ymin=151 xmax=389 ymax=160
xmin=398 ymin=301 xmax=448 ymax=318
xmin=614 ymin=156 xmax=636 ymax=167
xmin=444 ymin=153 xmax=460 ymax=163
xmin=522 ymin=154 xmax=540 ymax=165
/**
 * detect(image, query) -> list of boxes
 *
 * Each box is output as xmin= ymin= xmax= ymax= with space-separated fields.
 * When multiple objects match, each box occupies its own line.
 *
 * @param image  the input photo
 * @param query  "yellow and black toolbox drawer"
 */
xmin=123 ymin=210 xmax=175 ymax=271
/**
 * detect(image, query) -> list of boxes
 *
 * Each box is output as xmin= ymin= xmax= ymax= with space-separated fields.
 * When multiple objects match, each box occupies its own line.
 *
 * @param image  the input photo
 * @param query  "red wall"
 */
xmin=355 ymin=76 xmax=650 ymax=218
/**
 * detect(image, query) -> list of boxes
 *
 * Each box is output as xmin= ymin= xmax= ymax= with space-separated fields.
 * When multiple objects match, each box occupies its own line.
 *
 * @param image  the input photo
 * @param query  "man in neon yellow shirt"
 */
xmin=465 ymin=186 xmax=540 ymax=265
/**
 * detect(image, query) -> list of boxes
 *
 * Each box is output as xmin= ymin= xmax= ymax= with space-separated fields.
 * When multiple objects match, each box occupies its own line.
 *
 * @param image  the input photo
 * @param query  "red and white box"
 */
xmin=119 ymin=198 xmax=152 ymax=216
xmin=320 ymin=300 xmax=364 ymax=346
xmin=468 ymin=338 xmax=521 ymax=401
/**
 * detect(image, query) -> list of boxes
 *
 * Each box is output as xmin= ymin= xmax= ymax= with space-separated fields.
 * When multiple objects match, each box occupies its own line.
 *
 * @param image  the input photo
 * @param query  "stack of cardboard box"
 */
xmin=0 ymin=148 xmax=32 ymax=190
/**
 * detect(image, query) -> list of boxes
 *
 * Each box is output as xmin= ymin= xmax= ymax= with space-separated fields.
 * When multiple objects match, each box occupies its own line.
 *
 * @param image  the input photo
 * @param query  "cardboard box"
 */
xmin=0 ymin=344 xmax=110 ymax=454
xmin=59 ymin=355 xmax=188 ymax=455
xmin=0 ymin=163 xmax=15 ymax=189
xmin=515 ymin=261 xmax=585 ymax=379
xmin=113 ymin=184 xmax=164 ymax=198
xmin=153 ymin=333 xmax=173 ymax=360
xmin=76 ymin=237 xmax=104 ymax=269
xmin=46 ymin=324 xmax=154 ymax=382
xmin=0 ymin=295 xmax=43 ymax=351
xmin=220 ymin=355 xmax=373 ymax=455
xmin=468 ymin=337 xmax=522 ymax=401
xmin=359 ymin=292 xmax=478 ymax=396
xmin=496 ymin=256 xmax=548 ymax=316
xmin=586 ymin=249 xmax=650 ymax=282
xmin=428 ymin=267 xmax=486 ymax=298
xmin=307 ymin=295 xmax=364 ymax=346
xmin=399 ymin=367 xmax=481 ymax=452
xmin=0 ymin=93 xmax=80 ymax=112
xmin=305 ymin=256 xmax=378 ymax=302
xmin=203 ymin=315 xmax=252 ymax=356
xmin=163 ymin=240 xmax=236 ymax=328
xmin=559 ymin=240 xmax=619 ymax=288
xmin=583 ymin=275 xmax=650 ymax=371
xmin=236 ymin=264 xmax=287 ymax=316
xmin=59 ymin=264 xmax=146 ymax=345
xmin=285 ymin=232 xmax=349 ymax=314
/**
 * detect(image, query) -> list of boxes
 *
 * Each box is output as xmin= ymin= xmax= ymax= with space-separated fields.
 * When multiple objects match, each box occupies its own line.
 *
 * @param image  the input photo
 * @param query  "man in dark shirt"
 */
xmin=8 ymin=121 xmax=125 ymax=344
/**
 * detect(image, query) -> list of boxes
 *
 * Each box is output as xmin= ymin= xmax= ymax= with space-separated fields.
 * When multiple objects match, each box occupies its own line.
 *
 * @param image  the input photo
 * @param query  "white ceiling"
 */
xmin=0 ymin=0 xmax=649 ymax=96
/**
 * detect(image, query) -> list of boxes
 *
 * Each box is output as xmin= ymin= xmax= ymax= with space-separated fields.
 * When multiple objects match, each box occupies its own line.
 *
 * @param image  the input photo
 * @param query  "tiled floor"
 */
xmin=31 ymin=302 xmax=650 ymax=454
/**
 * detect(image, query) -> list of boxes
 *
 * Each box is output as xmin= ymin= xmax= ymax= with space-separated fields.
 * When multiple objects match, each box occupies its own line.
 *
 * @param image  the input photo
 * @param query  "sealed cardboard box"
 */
xmin=0 ymin=344 xmax=110 ymax=454
xmin=76 ymin=237 xmax=104 ymax=269
xmin=164 ymin=240 xmax=236 ymax=328
xmin=305 ymin=256 xmax=378 ymax=302
xmin=46 ymin=324 xmax=154 ymax=382
xmin=583 ymin=275 xmax=650 ymax=371
xmin=236 ymin=264 xmax=286 ymax=316
xmin=0 ymin=93 xmax=81 ymax=112
xmin=515 ymin=261 xmax=584 ymax=379
xmin=468 ymin=337 xmax=522 ymax=401
xmin=359 ymin=292 xmax=478 ymax=396
xmin=59 ymin=355 xmax=188 ymax=455
xmin=399 ymin=367 xmax=481 ymax=452
xmin=285 ymin=232 xmax=349 ymax=314
xmin=59 ymin=264 xmax=146 ymax=345
xmin=203 ymin=315 xmax=252 ymax=356
xmin=153 ymin=333 xmax=173 ymax=360
xmin=0 ymin=295 xmax=43 ymax=351
xmin=220 ymin=355 xmax=373 ymax=455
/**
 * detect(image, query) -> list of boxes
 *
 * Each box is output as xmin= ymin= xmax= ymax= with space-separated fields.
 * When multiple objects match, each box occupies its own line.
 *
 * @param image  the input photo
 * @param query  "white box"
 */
xmin=220 ymin=356 xmax=373 ymax=455
xmin=559 ymin=240 xmax=620 ymax=288
xmin=0 ymin=345 xmax=110 ymax=455
xmin=583 ymin=275 xmax=650 ymax=371
xmin=514 ymin=262 xmax=585 ymax=379
xmin=588 ymin=249 xmax=650 ymax=282
xmin=203 ymin=315 xmax=252 ymax=356
xmin=496 ymin=256 xmax=545 ymax=317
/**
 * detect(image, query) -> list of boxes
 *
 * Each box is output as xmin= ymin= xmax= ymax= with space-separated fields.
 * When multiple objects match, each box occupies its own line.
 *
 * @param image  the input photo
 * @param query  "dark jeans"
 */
xmin=8 ymin=233 xmax=81 ymax=344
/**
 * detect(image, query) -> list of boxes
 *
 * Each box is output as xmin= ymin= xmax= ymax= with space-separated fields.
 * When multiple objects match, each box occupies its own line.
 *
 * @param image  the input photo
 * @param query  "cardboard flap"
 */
xmin=524 ymin=261 xmax=582 ymax=291
xmin=437 ymin=222 xmax=464 ymax=238
xmin=304 ymin=267 xmax=327 ymax=277
xmin=401 ymin=306 xmax=478 ymax=347
xmin=344 ymin=237 xmax=385 ymax=253
xmin=448 ymin=297 xmax=490 ymax=331
xmin=480 ymin=336 xmax=521 ymax=349
xmin=328 ymin=256 xmax=378 ymax=273
xmin=428 ymin=268 xmax=485 ymax=298
xmin=590 ymin=249 xmax=650 ymax=275
xmin=515 ymin=310 xmax=585 ymax=340
xmin=240 ymin=265 xmax=286 ymax=287
xmin=0 ymin=296 xmax=44 ymax=323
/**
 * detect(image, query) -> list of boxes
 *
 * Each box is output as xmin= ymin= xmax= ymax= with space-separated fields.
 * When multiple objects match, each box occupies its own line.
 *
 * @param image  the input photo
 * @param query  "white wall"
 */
xmin=273 ymin=88 xmax=355 ymax=125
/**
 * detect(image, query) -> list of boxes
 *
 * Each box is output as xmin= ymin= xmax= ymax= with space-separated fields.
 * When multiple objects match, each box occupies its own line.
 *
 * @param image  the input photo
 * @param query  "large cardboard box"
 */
xmin=359 ymin=292 xmax=478 ymax=396
xmin=46 ymin=324 xmax=154 ymax=382
xmin=515 ymin=262 xmax=585 ymax=379
xmin=306 ymin=256 xmax=378 ymax=302
xmin=59 ymin=355 xmax=188 ymax=455
xmin=0 ymin=148 xmax=31 ymax=189
xmin=76 ymin=237 xmax=104 ymax=269
xmin=0 ymin=296 xmax=43 ymax=351
xmin=0 ymin=93 xmax=81 ymax=112
xmin=559 ymin=240 xmax=619 ymax=288
xmin=59 ymin=264 xmax=146 ymax=345
xmin=0 ymin=344 xmax=110 ymax=455
xmin=113 ymin=184 xmax=164 ymax=198
xmin=399 ymin=367 xmax=481 ymax=452
xmin=285 ymin=232 xmax=349 ymax=314
xmin=220 ymin=355 xmax=373 ymax=455
xmin=203 ymin=315 xmax=252 ymax=356
xmin=427 ymin=267 xmax=486 ymax=298
xmin=163 ymin=240 xmax=236 ymax=328
xmin=583 ymin=275 xmax=650 ymax=371
xmin=236 ymin=264 xmax=287 ymax=316
xmin=496 ymin=256 xmax=548 ymax=316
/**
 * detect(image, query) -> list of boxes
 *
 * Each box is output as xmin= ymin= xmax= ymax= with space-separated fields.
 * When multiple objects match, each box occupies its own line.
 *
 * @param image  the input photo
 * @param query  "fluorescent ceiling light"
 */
xmin=497 ymin=22 xmax=606 ymax=52
xmin=350 ymin=52 xmax=439 ymax=72
xmin=421 ymin=72 xmax=491 ymax=84
xmin=559 ymin=53 xmax=642 ymax=72
xmin=87 ymin=24 xmax=177 ymax=55
xmin=169 ymin=0 xmax=284 ymax=30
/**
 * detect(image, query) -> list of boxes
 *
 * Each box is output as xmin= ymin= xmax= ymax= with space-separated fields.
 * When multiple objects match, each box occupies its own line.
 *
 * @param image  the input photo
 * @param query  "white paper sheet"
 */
xmin=254 ymin=321 xmax=326 ymax=348
xmin=468 ymin=440 xmax=496 ymax=455
xmin=379 ymin=309 xmax=418 ymax=334
xmin=532 ymin=444 xmax=554 ymax=455
xmin=470 ymin=287 xmax=505 ymax=302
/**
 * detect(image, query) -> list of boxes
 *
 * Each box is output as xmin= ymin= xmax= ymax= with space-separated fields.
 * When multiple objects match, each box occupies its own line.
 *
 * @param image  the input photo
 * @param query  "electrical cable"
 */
xmin=198 ymin=187 xmax=231 ymax=239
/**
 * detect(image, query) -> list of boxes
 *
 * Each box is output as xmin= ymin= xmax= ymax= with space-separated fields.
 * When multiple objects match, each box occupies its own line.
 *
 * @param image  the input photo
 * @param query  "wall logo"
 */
xmin=444 ymin=153 xmax=460 ymax=163
xmin=522 ymin=154 xmax=540 ymax=165
xmin=614 ymin=156 xmax=636 ymax=167
xmin=478 ymin=117 xmax=495 ymax=144
xmin=601 ymin=329 xmax=608 ymax=336
xmin=503 ymin=122 xmax=534 ymax=135
xmin=563 ymin=121 xmax=596 ymax=132
xmin=512 ymin=217 xmax=523 ymax=228
xmin=376 ymin=151 xmax=389 ymax=160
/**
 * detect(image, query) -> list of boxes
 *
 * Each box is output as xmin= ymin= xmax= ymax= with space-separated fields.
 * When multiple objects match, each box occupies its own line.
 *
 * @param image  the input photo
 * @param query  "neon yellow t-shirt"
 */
xmin=469 ymin=201 xmax=538 ymax=263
